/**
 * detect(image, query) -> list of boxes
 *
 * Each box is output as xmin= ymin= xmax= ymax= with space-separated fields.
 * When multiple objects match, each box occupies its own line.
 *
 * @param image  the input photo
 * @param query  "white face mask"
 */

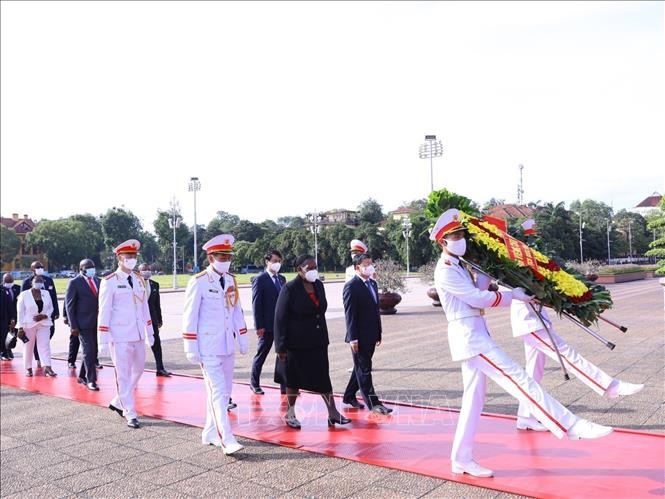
xmin=212 ymin=260 xmax=231 ymax=274
xmin=445 ymin=238 xmax=467 ymax=256
xmin=269 ymin=262 xmax=282 ymax=273
xmin=32 ymin=282 xmax=44 ymax=290
xmin=140 ymin=271 xmax=152 ymax=279
xmin=303 ymin=269 xmax=319 ymax=283
xmin=34 ymin=268 xmax=45 ymax=276
xmin=122 ymin=258 xmax=137 ymax=271
xmin=361 ymin=265 xmax=375 ymax=277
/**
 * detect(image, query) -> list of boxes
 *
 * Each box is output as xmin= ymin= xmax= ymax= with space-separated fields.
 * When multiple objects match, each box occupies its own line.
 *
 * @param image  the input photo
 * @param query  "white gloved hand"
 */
xmin=512 ymin=287 xmax=535 ymax=303
xmin=239 ymin=336 xmax=249 ymax=355
xmin=147 ymin=334 xmax=155 ymax=347
xmin=99 ymin=342 xmax=110 ymax=356
xmin=186 ymin=352 xmax=201 ymax=364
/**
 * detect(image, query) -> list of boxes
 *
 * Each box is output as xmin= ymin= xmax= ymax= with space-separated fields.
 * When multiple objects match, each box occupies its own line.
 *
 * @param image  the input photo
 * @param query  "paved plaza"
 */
xmin=1 ymin=278 xmax=663 ymax=498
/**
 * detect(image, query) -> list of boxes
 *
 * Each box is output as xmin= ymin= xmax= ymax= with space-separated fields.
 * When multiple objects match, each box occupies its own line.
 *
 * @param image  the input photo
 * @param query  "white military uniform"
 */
xmin=435 ymin=254 xmax=579 ymax=465
xmin=182 ymin=265 xmax=249 ymax=449
xmin=98 ymin=267 xmax=153 ymax=421
xmin=346 ymin=239 xmax=369 ymax=282
xmin=511 ymin=301 xmax=615 ymax=420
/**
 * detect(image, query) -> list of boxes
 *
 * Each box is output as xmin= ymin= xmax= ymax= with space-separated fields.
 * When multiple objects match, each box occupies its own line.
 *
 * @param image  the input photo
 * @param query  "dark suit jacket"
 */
xmin=252 ymin=271 xmax=286 ymax=333
xmin=8 ymin=284 xmax=20 ymax=317
xmin=147 ymin=279 xmax=162 ymax=329
xmin=22 ymin=275 xmax=59 ymax=318
xmin=274 ymin=278 xmax=328 ymax=353
xmin=0 ymin=288 xmax=15 ymax=333
xmin=64 ymin=274 xmax=100 ymax=331
xmin=343 ymin=276 xmax=382 ymax=345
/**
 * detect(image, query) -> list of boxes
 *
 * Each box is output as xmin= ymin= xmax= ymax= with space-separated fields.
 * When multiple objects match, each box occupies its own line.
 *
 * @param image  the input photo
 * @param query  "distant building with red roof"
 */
xmin=485 ymin=204 xmax=534 ymax=220
xmin=631 ymin=192 xmax=662 ymax=217
xmin=1 ymin=213 xmax=46 ymax=271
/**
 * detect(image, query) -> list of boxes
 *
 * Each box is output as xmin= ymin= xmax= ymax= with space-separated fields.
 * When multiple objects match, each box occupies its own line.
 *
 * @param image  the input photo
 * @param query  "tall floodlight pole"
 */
xmin=628 ymin=219 xmax=633 ymax=263
xmin=306 ymin=211 xmax=323 ymax=267
xmin=402 ymin=219 xmax=413 ymax=277
xmin=578 ymin=209 xmax=585 ymax=264
xmin=418 ymin=135 xmax=444 ymax=193
xmin=168 ymin=198 xmax=182 ymax=289
xmin=606 ymin=220 xmax=612 ymax=265
xmin=188 ymin=177 xmax=201 ymax=272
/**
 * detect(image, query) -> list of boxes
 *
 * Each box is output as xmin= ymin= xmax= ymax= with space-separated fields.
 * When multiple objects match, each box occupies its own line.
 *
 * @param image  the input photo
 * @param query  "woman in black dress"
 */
xmin=274 ymin=254 xmax=351 ymax=429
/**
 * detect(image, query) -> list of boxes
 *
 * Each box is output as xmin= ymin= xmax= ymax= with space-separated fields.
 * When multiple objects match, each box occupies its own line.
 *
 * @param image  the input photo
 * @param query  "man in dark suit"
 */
xmin=250 ymin=249 xmax=286 ymax=394
xmin=0 ymin=275 xmax=16 ymax=360
xmin=342 ymin=253 xmax=392 ymax=415
xmin=22 ymin=261 xmax=59 ymax=365
xmin=65 ymin=259 xmax=101 ymax=390
xmin=2 ymin=274 xmax=20 ymax=359
xmin=139 ymin=264 xmax=170 ymax=376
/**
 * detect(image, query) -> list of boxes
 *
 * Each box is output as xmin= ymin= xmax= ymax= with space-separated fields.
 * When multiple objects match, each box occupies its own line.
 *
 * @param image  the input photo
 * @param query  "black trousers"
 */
xmin=343 ymin=342 xmax=380 ymax=408
xmin=34 ymin=324 xmax=55 ymax=362
xmin=68 ymin=334 xmax=80 ymax=364
xmin=0 ymin=327 xmax=9 ymax=356
xmin=150 ymin=325 xmax=165 ymax=371
xmin=251 ymin=330 xmax=284 ymax=390
xmin=78 ymin=329 xmax=98 ymax=384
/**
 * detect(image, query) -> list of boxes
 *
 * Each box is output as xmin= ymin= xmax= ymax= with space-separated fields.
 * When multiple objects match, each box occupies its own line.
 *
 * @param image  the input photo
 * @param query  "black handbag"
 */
xmin=5 ymin=329 xmax=18 ymax=350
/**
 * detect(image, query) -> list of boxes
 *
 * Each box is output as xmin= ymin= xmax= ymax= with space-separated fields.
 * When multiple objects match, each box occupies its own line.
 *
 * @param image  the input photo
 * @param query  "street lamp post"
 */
xmin=606 ymin=220 xmax=612 ymax=265
xmin=188 ymin=177 xmax=201 ymax=272
xmin=306 ymin=211 xmax=323 ymax=267
xmin=402 ymin=219 xmax=413 ymax=277
xmin=627 ymin=219 xmax=633 ymax=263
xmin=578 ymin=209 xmax=585 ymax=264
xmin=418 ymin=134 xmax=444 ymax=193
xmin=168 ymin=198 xmax=182 ymax=289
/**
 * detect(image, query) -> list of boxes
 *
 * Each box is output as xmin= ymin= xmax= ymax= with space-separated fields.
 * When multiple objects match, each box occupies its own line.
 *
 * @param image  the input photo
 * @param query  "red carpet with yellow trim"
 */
xmin=1 ymin=358 xmax=663 ymax=498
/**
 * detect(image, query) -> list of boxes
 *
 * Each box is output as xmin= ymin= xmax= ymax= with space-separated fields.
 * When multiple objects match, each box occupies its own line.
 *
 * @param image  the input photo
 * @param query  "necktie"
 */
xmin=219 ymin=277 xmax=225 ymax=290
xmin=87 ymin=277 xmax=97 ymax=296
xmin=127 ymin=275 xmax=133 ymax=288
xmin=273 ymin=275 xmax=281 ymax=291
xmin=366 ymin=280 xmax=377 ymax=303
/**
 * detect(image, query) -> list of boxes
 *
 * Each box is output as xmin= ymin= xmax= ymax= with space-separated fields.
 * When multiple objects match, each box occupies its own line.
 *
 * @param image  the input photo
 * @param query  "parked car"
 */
xmin=238 ymin=265 xmax=262 ymax=274
xmin=58 ymin=270 xmax=77 ymax=278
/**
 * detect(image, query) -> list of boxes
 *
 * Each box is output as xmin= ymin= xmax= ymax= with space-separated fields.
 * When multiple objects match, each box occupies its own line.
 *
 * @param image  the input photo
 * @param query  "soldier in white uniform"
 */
xmin=98 ymin=239 xmax=154 ymax=429
xmin=431 ymin=209 xmax=613 ymax=478
xmin=511 ymin=300 xmax=644 ymax=430
xmin=345 ymin=239 xmax=368 ymax=282
xmin=182 ymin=234 xmax=248 ymax=455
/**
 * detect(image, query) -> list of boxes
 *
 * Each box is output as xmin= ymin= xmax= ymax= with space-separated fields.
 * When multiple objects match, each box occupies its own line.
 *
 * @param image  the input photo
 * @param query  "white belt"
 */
xmin=447 ymin=310 xmax=483 ymax=321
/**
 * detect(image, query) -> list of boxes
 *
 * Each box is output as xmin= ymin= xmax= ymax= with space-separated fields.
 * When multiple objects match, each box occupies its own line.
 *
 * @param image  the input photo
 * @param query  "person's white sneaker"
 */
xmin=567 ymin=419 xmax=613 ymax=440
xmin=605 ymin=381 xmax=644 ymax=398
xmin=451 ymin=460 xmax=493 ymax=478
xmin=223 ymin=441 xmax=244 ymax=455
xmin=516 ymin=416 xmax=548 ymax=432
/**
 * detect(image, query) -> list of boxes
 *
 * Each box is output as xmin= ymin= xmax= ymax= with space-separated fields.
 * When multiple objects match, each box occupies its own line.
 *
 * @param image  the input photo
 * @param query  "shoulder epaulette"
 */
xmin=194 ymin=270 xmax=207 ymax=279
xmin=104 ymin=272 xmax=116 ymax=280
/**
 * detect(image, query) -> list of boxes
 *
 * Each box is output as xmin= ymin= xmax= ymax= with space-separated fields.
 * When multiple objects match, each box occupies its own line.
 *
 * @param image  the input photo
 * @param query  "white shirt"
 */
xmin=510 ymin=300 xmax=553 ymax=337
xmin=434 ymin=254 xmax=513 ymax=361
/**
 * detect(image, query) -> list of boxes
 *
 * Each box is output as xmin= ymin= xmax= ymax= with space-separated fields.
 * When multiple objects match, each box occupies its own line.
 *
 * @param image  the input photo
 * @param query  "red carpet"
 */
xmin=1 ymin=358 xmax=663 ymax=498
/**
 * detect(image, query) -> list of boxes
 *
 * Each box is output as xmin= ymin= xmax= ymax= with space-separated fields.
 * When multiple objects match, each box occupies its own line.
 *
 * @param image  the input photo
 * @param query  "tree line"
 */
xmin=0 ymin=191 xmax=659 ymax=272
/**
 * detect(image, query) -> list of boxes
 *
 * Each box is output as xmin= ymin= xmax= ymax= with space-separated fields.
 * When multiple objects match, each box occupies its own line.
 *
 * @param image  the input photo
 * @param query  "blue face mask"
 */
xmin=84 ymin=268 xmax=96 ymax=278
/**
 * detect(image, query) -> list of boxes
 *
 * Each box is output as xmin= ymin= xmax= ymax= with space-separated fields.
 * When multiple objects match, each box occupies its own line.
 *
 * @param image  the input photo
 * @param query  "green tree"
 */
xmin=613 ymin=210 xmax=650 ymax=258
xmin=26 ymin=219 xmax=98 ymax=270
xmin=319 ymin=224 xmax=355 ymax=269
xmin=100 ymin=207 xmax=143 ymax=250
xmin=383 ymin=214 xmax=435 ymax=270
xmin=70 ymin=213 xmax=105 ymax=266
xmin=645 ymin=197 xmax=665 ymax=275
xmin=0 ymin=225 xmax=21 ymax=266
xmin=154 ymin=208 xmax=191 ymax=271
xmin=481 ymin=198 xmax=506 ymax=212
xmin=138 ymin=231 xmax=160 ymax=264
xmin=570 ymin=200 xmax=614 ymax=261
xmin=357 ymin=199 xmax=384 ymax=224
xmin=532 ymin=202 xmax=578 ymax=261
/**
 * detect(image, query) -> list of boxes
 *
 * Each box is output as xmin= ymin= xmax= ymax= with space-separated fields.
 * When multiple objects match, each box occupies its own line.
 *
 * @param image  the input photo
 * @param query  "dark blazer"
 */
xmin=7 ymin=284 xmax=20 ymax=316
xmin=147 ymin=279 xmax=162 ymax=328
xmin=22 ymin=274 xmax=60 ymax=318
xmin=0 ymin=288 xmax=15 ymax=333
xmin=64 ymin=274 xmax=100 ymax=331
xmin=252 ymin=271 xmax=286 ymax=333
xmin=343 ymin=276 xmax=382 ymax=345
xmin=274 ymin=278 xmax=328 ymax=353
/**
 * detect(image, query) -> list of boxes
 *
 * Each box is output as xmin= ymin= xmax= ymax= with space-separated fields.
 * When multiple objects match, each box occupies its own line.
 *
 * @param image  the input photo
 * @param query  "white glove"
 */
xmin=99 ymin=342 xmax=110 ymax=356
xmin=147 ymin=334 xmax=155 ymax=347
xmin=186 ymin=352 xmax=201 ymax=364
xmin=512 ymin=287 xmax=535 ymax=303
xmin=238 ymin=335 xmax=249 ymax=355
xmin=475 ymin=273 xmax=492 ymax=291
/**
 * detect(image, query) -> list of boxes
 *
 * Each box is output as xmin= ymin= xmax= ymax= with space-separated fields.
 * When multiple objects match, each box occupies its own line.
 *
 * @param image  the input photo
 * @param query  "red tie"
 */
xmin=87 ymin=277 xmax=97 ymax=296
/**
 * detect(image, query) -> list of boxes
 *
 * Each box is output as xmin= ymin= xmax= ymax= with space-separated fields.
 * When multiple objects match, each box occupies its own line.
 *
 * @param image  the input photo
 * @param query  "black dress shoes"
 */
xmin=96 ymin=362 xmax=104 ymax=369
xmin=250 ymin=385 xmax=265 ymax=395
xmin=127 ymin=418 xmax=140 ymax=429
xmin=77 ymin=377 xmax=86 ymax=384
xmin=87 ymin=382 xmax=99 ymax=391
xmin=68 ymin=362 xmax=76 ymax=369
xmin=227 ymin=399 xmax=237 ymax=411
xmin=156 ymin=369 xmax=171 ymax=377
xmin=370 ymin=404 xmax=393 ymax=415
xmin=343 ymin=399 xmax=365 ymax=409
xmin=328 ymin=414 xmax=352 ymax=426
xmin=109 ymin=404 xmax=124 ymax=417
